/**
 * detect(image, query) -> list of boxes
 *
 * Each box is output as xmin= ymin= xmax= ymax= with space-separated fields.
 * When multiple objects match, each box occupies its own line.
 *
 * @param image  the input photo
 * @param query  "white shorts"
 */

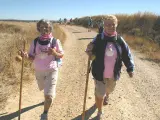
xmin=35 ymin=69 xmax=58 ymax=98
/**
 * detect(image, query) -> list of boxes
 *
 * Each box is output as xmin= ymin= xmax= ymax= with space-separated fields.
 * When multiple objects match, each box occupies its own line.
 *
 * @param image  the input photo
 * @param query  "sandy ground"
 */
xmin=1 ymin=25 xmax=160 ymax=120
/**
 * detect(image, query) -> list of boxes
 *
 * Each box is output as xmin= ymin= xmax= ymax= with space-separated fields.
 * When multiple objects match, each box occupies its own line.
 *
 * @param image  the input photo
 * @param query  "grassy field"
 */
xmin=123 ymin=34 xmax=160 ymax=63
xmin=0 ymin=21 xmax=66 ymax=109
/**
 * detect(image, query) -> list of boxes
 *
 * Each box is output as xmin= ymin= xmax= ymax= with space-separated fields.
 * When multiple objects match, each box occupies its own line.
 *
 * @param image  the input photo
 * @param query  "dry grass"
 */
xmin=0 ymin=21 xmax=66 ymax=109
xmin=53 ymin=24 xmax=66 ymax=44
xmin=123 ymin=34 xmax=160 ymax=63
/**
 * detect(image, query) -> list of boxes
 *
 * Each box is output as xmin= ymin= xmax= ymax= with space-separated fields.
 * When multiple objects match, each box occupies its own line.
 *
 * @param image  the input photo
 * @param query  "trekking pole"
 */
xmin=18 ymin=40 xmax=26 ymax=120
xmin=82 ymin=56 xmax=91 ymax=120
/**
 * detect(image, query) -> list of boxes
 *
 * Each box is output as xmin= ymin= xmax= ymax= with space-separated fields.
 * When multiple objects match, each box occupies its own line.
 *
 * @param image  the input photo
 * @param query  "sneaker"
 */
xmin=97 ymin=111 xmax=104 ymax=120
xmin=103 ymin=96 xmax=109 ymax=105
xmin=40 ymin=113 xmax=48 ymax=120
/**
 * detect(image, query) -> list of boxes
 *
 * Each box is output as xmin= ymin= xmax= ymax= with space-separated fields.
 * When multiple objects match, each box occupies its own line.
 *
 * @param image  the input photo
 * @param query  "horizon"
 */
xmin=0 ymin=11 xmax=159 ymax=21
xmin=0 ymin=0 xmax=160 ymax=20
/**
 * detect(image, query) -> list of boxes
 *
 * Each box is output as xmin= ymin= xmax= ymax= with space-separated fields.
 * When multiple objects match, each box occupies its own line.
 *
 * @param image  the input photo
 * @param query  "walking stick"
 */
xmin=82 ymin=56 xmax=91 ymax=120
xmin=18 ymin=40 xmax=26 ymax=120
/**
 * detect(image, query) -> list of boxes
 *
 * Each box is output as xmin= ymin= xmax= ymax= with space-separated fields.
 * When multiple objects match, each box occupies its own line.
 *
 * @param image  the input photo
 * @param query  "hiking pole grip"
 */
xmin=82 ymin=56 xmax=91 ymax=120
xmin=18 ymin=40 xmax=26 ymax=120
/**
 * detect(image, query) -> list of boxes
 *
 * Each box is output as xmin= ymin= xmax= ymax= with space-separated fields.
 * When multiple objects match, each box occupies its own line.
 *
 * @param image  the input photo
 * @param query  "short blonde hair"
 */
xmin=103 ymin=15 xmax=118 ymax=24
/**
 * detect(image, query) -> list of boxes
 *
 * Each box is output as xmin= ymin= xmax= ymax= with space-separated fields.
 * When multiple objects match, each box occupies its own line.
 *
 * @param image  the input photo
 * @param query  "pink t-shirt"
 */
xmin=29 ymin=38 xmax=64 ymax=71
xmin=103 ymin=42 xmax=117 ymax=78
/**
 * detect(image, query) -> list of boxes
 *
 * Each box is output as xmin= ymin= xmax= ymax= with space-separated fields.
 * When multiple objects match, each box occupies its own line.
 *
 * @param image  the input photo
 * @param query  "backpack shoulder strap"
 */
xmin=51 ymin=38 xmax=57 ymax=48
xmin=116 ymin=34 xmax=123 ymax=46
xmin=33 ymin=37 xmax=39 ymax=54
xmin=115 ymin=34 xmax=124 ymax=57
xmin=93 ymin=33 xmax=102 ymax=44
xmin=97 ymin=33 xmax=102 ymax=39
xmin=92 ymin=33 xmax=103 ymax=55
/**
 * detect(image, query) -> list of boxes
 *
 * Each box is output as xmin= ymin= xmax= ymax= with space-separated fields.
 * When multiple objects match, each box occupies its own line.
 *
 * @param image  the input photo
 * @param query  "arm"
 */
xmin=48 ymin=39 xmax=64 ymax=58
xmin=48 ymin=48 xmax=63 ymax=58
xmin=85 ymin=37 xmax=97 ymax=56
xmin=20 ymin=40 xmax=35 ymax=61
xmin=120 ymin=37 xmax=134 ymax=77
xmin=85 ymin=37 xmax=97 ymax=60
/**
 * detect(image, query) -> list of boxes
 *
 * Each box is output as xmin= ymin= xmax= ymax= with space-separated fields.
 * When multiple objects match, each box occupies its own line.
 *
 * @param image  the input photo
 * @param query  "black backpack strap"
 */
xmin=96 ymin=33 xmax=102 ymax=40
xmin=116 ymin=35 xmax=123 ymax=45
xmin=51 ymin=38 xmax=57 ymax=48
xmin=92 ymin=33 xmax=103 ymax=55
xmin=115 ymin=34 xmax=124 ymax=58
xmin=33 ymin=37 xmax=39 ymax=54
xmin=93 ymin=33 xmax=102 ymax=44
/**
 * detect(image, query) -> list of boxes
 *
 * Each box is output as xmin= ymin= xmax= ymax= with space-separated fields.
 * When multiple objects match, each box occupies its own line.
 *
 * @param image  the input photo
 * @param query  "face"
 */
xmin=104 ymin=19 xmax=117 ymax=35
xmin=38 ymin=23 xmax=51 ymax=35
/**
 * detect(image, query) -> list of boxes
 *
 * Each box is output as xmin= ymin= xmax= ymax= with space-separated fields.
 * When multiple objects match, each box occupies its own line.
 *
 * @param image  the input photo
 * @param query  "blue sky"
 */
xmin=0 ymin=0 xmax=160 ymax=20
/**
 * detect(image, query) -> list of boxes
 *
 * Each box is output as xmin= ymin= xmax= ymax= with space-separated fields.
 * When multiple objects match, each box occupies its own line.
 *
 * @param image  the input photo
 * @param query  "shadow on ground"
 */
xmin=78 ymin=38 xmax=94 ymax=40
xmin=72 ymin=32 xmax=82 ymax=33
xmin=0 ymin=102 xmax=44 ymax=120
xmin=72 ymin=104 xmax=97 ymax=120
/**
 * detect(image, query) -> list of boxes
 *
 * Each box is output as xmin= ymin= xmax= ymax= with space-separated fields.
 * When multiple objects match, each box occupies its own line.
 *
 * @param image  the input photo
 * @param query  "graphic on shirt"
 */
xmin=37 ymin=45 xmax=49 ymax=59
xmin=39 ymin=45 xmax=49 ymax=52
xmin=105 ymin=45 xmax=114 ymax=56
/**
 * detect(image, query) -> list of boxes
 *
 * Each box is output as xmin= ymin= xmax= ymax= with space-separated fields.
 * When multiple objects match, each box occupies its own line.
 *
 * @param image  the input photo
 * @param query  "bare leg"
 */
xmin=95 ymin=95 xmax=103 ymax=113
xmin=95 ymin=95 xmax=104 ymax=120
xmin=103 ymin=79 xmax=116 ymax=105
xmin=44 ymin=95 xmax=53 ymax=113
xmin=40 ymin=95 xmax=52 ymax=120
xmin=103 ymin=93 xmax=109 ymax=105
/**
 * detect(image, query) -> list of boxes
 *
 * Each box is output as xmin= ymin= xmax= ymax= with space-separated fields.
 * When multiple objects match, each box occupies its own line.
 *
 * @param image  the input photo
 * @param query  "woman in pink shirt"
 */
xmin=22 ymin=19 xmax=64 ymax=120
xmin=86 ymin=15 xmax=134 ymax=119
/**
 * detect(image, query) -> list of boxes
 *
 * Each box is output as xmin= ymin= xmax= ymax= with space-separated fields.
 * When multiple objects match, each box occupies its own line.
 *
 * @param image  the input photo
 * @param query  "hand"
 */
xmin=18 ymin=50 xmax=28 ymax=58
xmin=48 ymin=48 xmax=57 ymax=56
xmin=128 ymin=72 xmax=134 ymax=78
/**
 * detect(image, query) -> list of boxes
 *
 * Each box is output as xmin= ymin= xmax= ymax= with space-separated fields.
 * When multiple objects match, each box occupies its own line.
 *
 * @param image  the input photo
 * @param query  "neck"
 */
xmin=104 ymin=31 xmax=117 ymax=37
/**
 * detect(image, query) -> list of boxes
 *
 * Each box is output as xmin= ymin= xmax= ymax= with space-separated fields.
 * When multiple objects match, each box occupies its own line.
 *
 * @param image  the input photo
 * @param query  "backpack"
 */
xmin=33 ymin=37 xmax=62 ymax=67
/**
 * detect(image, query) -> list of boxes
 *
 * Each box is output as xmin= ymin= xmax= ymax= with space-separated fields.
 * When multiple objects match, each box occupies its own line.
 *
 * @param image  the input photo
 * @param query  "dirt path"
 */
xmin=1 ymin=25 xmax=160 ymax=120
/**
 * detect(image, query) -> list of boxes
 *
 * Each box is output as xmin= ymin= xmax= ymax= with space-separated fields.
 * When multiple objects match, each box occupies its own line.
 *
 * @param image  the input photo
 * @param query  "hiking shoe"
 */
xmin=40 ymin=113 xmax=48 ymax=120
xmin=97 ymin=111 xmax=104 ymax=120
xmin=103 ymin=96 xmax=109 ymax=105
